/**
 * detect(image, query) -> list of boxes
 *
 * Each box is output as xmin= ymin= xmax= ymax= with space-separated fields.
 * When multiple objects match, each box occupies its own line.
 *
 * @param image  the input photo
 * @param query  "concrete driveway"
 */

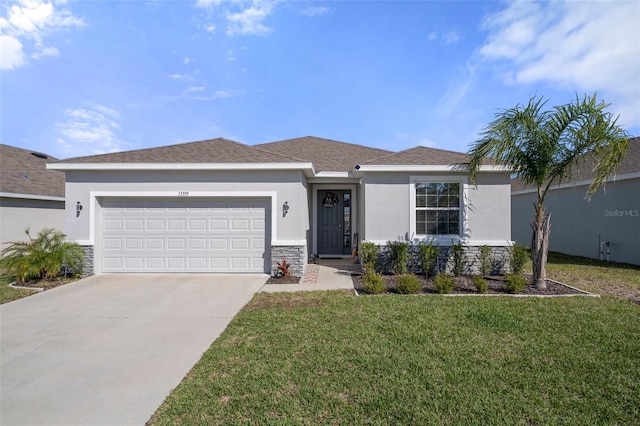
xmin=0 ymin=274 xmax=267 ymax=426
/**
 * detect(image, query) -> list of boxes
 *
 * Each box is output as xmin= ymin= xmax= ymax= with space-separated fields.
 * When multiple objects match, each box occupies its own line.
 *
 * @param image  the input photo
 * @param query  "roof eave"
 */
xmin=0 ymin=192 xmax=65 ymax=202
xmin=47 ymin=162 xmax=316 ymax=174
xmin=353 ymin=164 xmax=510 ymax=175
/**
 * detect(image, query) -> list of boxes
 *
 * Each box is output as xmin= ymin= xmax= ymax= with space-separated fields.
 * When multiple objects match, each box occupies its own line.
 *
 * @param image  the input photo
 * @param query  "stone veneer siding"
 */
xmin=81 ymin=245 xmax=94 ymax=277
xmin=375 ymin=244 xmax=511 ymax=275
xmin=271 ymin=244 xmax=307 ymax=277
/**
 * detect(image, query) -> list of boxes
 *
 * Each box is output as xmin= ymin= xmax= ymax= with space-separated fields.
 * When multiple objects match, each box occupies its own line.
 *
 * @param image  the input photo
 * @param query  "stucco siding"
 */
xmin=363 ymin=171 xmax=511 ymax=244
xmin=363 ymin=173 xmax=411 ymax=241
xmin=512 ymin=178 xmax=640 ymax=265
xmin=64 ymin=169 xmax=310 ymax=245
xmin=0 ymin=198 xmax=65 ymax=246
xmin=466 ymin=173 xmax=511 ymax=243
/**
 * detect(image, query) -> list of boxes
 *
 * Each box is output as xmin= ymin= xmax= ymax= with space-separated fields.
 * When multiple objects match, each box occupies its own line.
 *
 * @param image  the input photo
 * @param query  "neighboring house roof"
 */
xmin=256 ymin=136 xmax=393 ymax=173
xmin=511 ymin=136 xmax=639 ymax=192
xmin=54 ymin=138 xmax=300 ymax=164
xmin=0 ymin=144 xmax=65 ymax=199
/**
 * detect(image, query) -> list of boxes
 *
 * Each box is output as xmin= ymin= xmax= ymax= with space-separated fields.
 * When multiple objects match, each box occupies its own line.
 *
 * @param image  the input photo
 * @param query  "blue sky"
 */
xmin=2 ymin=0 xmax=639 ymax=159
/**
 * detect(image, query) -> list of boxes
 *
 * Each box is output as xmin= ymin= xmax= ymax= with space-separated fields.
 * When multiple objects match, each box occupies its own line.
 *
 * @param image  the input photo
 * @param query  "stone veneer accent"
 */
xmin=271 ymin=244 xmax=307 ymax=277
xmin=81 ymin=245 xmax=94 ymax=277
xmin=375 ymin=244 xmax=511 ymax=275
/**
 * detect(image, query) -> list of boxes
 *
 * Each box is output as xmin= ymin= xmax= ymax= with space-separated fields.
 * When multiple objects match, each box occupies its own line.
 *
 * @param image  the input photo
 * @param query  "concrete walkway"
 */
xmin=261 ymin=259 xmax=357 ymax=293
xmin=0 ymin=274 xmax=266 ymax=426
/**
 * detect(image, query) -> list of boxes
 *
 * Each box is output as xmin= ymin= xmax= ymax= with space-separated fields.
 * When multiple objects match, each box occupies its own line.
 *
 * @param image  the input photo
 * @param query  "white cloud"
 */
xmin=480 ymin=0 xmax=640 ymax=127
xmin=300 ymin=6 xmax=330 ymax=17
xmin=0 ymin=0 xmax=85 ymax=70
xmin=183 ymin=56 xmax=193 ymax=64
xmin=0 ymin=34 xmax=25 ymax=70
xmin=55 ymin=103 xmax=128 ymax=156
xmin=427 ymin=29 xmax=461 ymax=44
xmin=186 ymin=86 xmax=205 ymax=92
xmin=226 ymin=3 xmax=273 ymax=36
xmin=442 ymin=30 xmax=461 ymax=44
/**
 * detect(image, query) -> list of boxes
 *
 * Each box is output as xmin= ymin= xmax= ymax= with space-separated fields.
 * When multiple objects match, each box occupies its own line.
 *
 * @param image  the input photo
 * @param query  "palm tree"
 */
xmin=468 ymin=94 xmax=629 ymax=289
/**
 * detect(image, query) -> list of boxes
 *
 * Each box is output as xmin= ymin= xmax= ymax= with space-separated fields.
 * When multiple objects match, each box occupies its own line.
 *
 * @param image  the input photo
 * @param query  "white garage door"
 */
xmin=100 ymin=198 xmax=270 ymax=273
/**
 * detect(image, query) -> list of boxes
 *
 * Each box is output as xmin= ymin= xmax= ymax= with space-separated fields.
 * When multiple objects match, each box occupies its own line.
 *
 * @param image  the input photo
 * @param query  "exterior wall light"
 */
xmin=76 ymin=201 xmax=83 ymax=217
xmin=282 ymin=201 xmax=289 ymax=217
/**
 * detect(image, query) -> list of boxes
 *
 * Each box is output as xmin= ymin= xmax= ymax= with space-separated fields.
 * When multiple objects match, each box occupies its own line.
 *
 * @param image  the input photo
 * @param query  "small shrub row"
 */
xmin=362 ymin=271 xmax=385 ymax=294
xmin=506 ymin=274 xmax=527 ymax=294
xmin=433 ymin=273 xmax=456 ymax=294
xmin=396 ymin=274 xmax=422 ymax=294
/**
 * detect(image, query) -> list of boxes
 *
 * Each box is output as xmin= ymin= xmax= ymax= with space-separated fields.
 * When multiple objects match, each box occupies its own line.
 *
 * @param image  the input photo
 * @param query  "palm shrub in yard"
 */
xmin=396 ymin=274 xmax=422 ymax=294
xmin=0 ymin=228 xmax=84 ymax=283
xmin=362 ymin=271 xmax=385 ymax=294
xmin=419 ymin=240 xmax=440 ymax=276
xmin=388 ymin=241 xmax=409 ymax=275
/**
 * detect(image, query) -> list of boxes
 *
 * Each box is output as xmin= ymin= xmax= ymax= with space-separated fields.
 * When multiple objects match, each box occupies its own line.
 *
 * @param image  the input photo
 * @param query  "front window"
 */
xmin=415 ymin=182 xmax=460 ymax=235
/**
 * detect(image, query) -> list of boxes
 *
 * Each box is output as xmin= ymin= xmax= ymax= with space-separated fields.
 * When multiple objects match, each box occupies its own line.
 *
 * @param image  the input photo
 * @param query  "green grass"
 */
xmin=0 ymin=275 xmax=36 ymax=304
xmin=531 ymin=252 xmax=640 ymax=303
xmin=149 ymin=292 xmax=640 ymax=425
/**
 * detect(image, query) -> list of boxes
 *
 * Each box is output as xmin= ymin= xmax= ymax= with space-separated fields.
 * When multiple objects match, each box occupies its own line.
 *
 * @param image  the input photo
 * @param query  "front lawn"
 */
xmin=542 ymin=252 xmax=640 ymax=303
xmin=149 ymin=292 xmax=639 ymax=425
xmin=0 ymin=275 xmax=37 ymax=304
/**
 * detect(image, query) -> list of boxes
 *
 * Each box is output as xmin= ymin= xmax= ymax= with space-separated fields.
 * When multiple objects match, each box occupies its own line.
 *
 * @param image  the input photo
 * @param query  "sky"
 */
xmin=1 ymin=0 xmax=639 ymax=159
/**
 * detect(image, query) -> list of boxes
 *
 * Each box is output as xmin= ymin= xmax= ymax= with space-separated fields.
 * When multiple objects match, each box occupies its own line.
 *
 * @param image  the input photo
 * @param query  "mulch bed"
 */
xmin=11 ymin=276 xmax=78 ymax=291
xmin=353 ymin=274 xmax=588 ymax=296
xmin=266 ymin=275 xmax=302 ymax=284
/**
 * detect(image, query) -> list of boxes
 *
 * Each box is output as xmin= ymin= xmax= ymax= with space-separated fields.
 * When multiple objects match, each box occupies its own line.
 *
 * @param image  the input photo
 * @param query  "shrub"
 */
xmin=449 ymin=241 xmax=467 ymax=276
xmin=472 ymin=275 xmax=488 ymax=293
xmin=396 ymin=274 xmax=422 ymax=294
xmin=508 ymin=243 xmax=529 ymax=275
xmin=387 ymin=241 xmax=409 ymax=275
xmin=433 ymin=273 xmax=456 ymax=294
xmin=0 ymin=228 xmax=84 ymax=284
xmin=506 ymin=274 xmax=527 ymax=294
xmin=478 ymin=245 xmax=493 ymax=276
xmin=419 ymin=240 xmax=440 ymax=276
xmin=359 ymin=241 xmax=379 ymax=272
xmin=362 ymin=271 xmax=386 ymax=294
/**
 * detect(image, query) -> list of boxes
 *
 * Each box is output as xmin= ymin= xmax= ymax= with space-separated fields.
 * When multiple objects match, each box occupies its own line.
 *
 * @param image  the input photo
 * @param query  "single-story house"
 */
xmin=47 ymin=136 xmax=512 ymax=276
xmin=0 ymin=144 xmax=66 ymax=247
xmin=512 ymin=136 xmax=639 ymax=266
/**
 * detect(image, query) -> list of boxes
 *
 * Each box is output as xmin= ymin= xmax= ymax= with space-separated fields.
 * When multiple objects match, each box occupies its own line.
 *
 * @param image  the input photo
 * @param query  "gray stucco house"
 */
xmin=0 ymin=144 xmax=66 ymax=247
xmin=512 ymin=136 xmax=639 ymax=266
xmin=48 ymin=136 xmax=511 ymax=276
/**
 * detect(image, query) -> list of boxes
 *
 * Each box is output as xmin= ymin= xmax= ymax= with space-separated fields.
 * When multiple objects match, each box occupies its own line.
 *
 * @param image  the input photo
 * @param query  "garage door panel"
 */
xmin=101 ymin=198 xmax=269 ymax=273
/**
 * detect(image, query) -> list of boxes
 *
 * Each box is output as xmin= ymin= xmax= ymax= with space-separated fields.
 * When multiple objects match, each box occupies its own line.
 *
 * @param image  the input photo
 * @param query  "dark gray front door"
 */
xmin=318 ymin=190 xmax=351 ymax=255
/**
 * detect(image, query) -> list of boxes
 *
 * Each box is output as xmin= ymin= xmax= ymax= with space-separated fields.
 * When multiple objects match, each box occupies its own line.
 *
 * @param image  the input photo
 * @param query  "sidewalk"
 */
xmin=261 ymin=259 xmax=358 ymax=292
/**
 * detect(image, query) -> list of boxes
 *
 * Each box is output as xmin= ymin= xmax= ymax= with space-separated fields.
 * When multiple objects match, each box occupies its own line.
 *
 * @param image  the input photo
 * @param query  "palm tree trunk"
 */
xmin=531 ymin=200 xmax=551 ymax=290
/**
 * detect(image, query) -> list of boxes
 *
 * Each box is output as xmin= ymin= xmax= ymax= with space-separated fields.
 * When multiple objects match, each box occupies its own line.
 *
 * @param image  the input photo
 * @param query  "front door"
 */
xmin=318 ymin=190 xmax=351 ymax=256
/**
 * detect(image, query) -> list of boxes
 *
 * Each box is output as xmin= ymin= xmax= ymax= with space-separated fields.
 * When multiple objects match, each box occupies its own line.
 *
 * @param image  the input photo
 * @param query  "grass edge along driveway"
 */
xmin=149 ymin=292 xmax=639 ymax=425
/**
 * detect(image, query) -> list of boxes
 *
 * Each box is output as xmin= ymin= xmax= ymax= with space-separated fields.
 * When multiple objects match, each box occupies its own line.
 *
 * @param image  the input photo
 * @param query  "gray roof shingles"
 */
xmin=54 ymin=138 xmax=301 ymax=164
xmin=256 ymin=136 xmax=393 ymax=172
xmin=360 ymin=146 xmax=472 ymax=166
xmin=0 ymin=144 xmax=65 ymax=198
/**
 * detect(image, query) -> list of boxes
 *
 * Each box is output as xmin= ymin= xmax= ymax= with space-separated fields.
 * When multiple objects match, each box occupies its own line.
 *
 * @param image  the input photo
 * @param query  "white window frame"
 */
xmin=409 ymin=175 xmax=468 ymax=244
